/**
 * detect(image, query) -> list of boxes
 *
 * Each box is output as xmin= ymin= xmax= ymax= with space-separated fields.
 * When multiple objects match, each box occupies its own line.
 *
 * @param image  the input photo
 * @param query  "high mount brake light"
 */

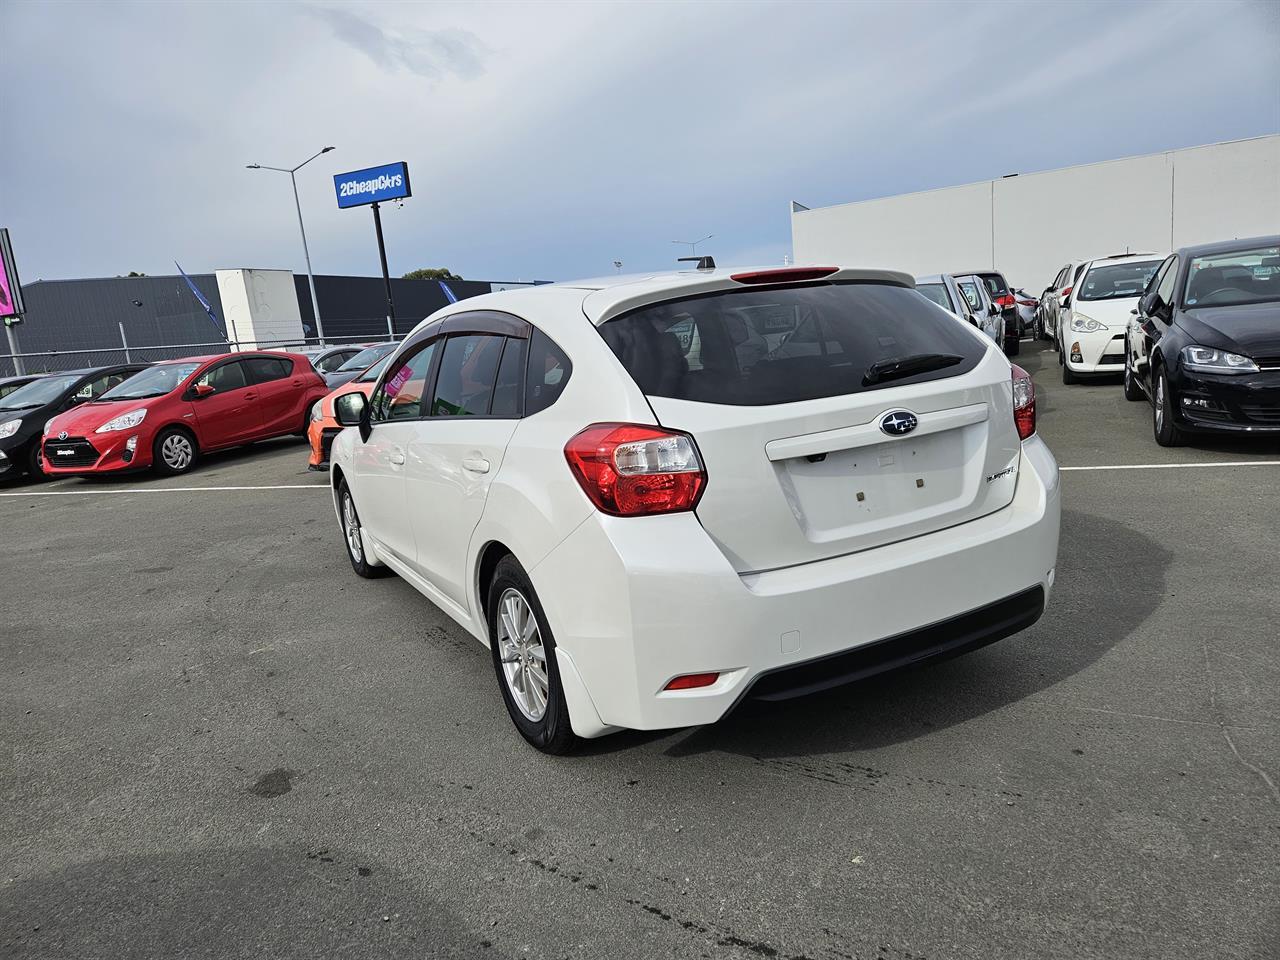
xmin=730 ymin=267 xmax=839 ymax=284
xmin=1011 ymin=364 xmax=1036 ymax=441
xmin=564 ymin=423 xmax=706 ymax=517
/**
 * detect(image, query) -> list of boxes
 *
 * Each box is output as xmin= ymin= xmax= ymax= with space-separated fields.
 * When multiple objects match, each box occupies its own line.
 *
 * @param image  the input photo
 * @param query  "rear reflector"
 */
xmin=1011 ymin=364 xmax=1036 ymax=440
xmin=664 ymin=672 xmax=720 ymax=690
xmin=565 ymin=423 xmax=706 ymax=517
xmin=730 ymin=267 xmax=838 ymax=284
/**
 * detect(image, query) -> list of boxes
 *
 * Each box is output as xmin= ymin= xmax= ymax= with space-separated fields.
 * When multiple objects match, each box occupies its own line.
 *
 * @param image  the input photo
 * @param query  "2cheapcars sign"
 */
xmin=333 ymin=161 xmax=412 ymax=209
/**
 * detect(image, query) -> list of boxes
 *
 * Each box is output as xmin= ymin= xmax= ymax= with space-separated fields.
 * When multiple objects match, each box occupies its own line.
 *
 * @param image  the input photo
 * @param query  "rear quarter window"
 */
xmin=599 ymin=281 xmax=987 ymax=406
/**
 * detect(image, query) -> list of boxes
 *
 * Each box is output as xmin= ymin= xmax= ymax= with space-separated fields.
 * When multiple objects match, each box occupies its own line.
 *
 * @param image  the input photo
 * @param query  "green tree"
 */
xmin=402 ymin=267 xmax=461 ymax=281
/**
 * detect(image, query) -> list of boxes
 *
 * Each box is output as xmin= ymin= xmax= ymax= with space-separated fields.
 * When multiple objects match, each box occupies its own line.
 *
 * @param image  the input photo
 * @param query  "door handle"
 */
xmin=244 ymin=392 xmax=257 ymax=400
xmin=462 ymin=457 xmax=490 ymax=474
xmin=389 ymin=448 xmax=406 ymax=466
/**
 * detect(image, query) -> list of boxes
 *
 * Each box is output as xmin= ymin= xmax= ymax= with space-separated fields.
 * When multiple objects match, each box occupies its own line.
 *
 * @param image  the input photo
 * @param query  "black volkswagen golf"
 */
xmin=1124 ymin=236 xmax=1280 ymax=446
xmin=0 ymin=363 xmax=149 ymax=481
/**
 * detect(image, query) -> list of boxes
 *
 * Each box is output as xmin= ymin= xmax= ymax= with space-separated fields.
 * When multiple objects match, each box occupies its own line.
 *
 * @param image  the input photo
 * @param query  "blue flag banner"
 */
xmin=174 ymin=261 xmax=226 ymax=340
xmin=440 ymin=281 xmax=458 ymax=304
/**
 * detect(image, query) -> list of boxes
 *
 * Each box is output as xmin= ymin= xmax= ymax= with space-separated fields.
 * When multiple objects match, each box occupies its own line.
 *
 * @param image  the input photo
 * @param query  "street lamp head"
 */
xmin=321 ymin=146 xmax=336 ymax=154
xmin=245 ymin=164 xmax=261 ymax=169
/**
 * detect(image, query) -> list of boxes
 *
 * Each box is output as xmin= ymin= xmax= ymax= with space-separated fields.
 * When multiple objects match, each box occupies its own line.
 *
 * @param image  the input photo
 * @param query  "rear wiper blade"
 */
xmin=863 ymin=353 xmax=964 ymax=386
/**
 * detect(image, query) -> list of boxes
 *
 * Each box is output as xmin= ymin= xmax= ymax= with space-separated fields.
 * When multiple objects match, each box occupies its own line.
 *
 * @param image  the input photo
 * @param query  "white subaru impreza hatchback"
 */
xmin=328 ymin=266 xmax=1061 ymax=753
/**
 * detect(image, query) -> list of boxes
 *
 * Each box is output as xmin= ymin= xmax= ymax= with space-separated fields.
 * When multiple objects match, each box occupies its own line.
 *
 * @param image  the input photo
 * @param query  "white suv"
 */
xmin=329 ymin=266 xmax=1061 ymax=753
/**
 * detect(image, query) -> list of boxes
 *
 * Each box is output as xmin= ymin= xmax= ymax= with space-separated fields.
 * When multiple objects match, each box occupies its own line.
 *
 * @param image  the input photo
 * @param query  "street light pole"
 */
xmin=671 ymin=234 xmax=714 ymax=259
xmin=247 ymin=146 xmax=335 ymax=345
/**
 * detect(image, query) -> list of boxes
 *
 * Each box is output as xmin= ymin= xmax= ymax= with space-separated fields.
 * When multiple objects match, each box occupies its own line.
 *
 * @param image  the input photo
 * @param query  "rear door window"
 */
xmin=599 ymin=281 xmax=986 ymax=406
xmin=245 ymin=357 xmax=292 ymax=383
xmin=431 ymin=335 xmax=505 ymax=417
xmin=916 ymin=283 xmax=954 ymax=313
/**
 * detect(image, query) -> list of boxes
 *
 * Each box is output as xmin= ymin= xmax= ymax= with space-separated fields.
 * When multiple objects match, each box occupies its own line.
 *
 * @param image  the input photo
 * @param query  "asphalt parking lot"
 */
xmin=3 ymin=340 xmax=1277 ymax=960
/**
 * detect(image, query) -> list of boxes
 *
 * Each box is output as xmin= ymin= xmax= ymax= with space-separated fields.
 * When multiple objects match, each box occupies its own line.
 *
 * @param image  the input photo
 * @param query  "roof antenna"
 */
xmin=677 ymin=256 xmax=716 ymax=270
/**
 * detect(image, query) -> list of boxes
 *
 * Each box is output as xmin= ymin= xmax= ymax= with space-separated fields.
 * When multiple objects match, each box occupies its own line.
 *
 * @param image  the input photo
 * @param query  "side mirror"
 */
xmin=334 ymin=391 xmax=367 ymax=428
xmin=193 ymin=383 xmax=215 ymax=398
xmin=967 ymin=315 xmax=978 ymax=326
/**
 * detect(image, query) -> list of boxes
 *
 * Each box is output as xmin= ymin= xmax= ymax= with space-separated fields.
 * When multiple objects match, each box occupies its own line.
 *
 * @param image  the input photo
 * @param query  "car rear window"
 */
xmin=916 ymin=283 xmax=953 ymax=312
xmin=599 ymin=281 xmax=987 ymax=406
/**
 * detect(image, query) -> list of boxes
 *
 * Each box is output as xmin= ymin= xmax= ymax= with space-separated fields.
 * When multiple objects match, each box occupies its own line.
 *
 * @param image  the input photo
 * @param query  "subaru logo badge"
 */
xmin=57 ymin=431 xmax=68 ymax=440
xmin=880 ymin=411 xmax=918 ymax=436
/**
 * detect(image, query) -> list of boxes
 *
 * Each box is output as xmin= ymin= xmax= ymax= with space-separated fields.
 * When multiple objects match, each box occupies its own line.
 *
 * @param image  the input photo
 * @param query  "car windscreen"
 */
xmin=356 ymin=354 xmax=395 ymax=383
xmin=1184 ymin=245 xmax=1280 ymax=308
xmin=598 ymin=281 xmax=986 ymax=406
xmin=916 ymin=283 xmax=954 ymax=313
xmin=1078 ymin=260 xmax=1162 ymax=302
xmin=336 ymin=343 xmax=396 ymax=372
xmin=0 ymin=374 xmax=80 ymax=409
xmin=100 ymin=362 xmax=202 ymax=400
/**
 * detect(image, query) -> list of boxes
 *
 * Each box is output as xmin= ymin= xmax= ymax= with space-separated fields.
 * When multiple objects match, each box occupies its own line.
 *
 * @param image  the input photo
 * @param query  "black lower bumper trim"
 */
xmin=744 ymin=585 xmax=1046 ymax=703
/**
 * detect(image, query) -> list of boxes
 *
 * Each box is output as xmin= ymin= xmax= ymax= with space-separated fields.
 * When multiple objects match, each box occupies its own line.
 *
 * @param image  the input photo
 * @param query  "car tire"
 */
xmin=1123 ymin=347 xmax=1144 ymax=401
xmin=26 ymin=441 xmax=50 ymax=482
xmin=487 ymin=555 xmax=580 ymax=755
xmin=338 ymin=480 xmax=390 ymax=579
xmin=1004 ymin=333 xmax=1020 ymax=356
xmin=152 ymin=427 xmax=198 ymax=476
xmin=1153 ymin=367 xmax=1184 ymax=447
xmin=1062 ymin=358 xmax=1077 ymax=384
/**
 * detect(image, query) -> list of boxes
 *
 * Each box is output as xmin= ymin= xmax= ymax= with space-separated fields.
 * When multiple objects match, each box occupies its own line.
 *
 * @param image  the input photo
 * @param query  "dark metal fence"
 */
xmin=0 ymin=325 xmax=403 ymax=377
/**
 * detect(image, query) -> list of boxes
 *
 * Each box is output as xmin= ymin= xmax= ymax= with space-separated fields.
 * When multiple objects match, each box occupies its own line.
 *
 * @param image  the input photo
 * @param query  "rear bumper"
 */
xmin=530 ymin=435 xmax=1061 ymax=733
xmin=1064 ymin=329 xmax=1127 ymax=373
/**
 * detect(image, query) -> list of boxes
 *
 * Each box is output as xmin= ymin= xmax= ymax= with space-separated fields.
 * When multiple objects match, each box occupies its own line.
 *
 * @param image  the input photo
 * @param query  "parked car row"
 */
xmin=0 ymin=349 xmax=346 ymax=481
xmin=915 ymin=268 xmax=1022 ymax=356
xmin=1032 ymin=235 xmax=1279 ymax=446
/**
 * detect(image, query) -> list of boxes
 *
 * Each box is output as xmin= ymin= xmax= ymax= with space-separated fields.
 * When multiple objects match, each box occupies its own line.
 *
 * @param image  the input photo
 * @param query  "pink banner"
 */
xmin=0 ymin=259 xmax=13 ymax=318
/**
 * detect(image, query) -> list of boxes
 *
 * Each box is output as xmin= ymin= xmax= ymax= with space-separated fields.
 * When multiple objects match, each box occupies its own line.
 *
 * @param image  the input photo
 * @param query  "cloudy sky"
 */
xmin=3 ymin=0 xmax=1277 ymax=284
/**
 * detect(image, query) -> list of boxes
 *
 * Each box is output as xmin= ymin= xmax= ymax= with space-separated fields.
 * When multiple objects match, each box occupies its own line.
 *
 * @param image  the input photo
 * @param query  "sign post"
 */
xmin=333 ymin=162 xmax=411 ymax=340
xmin=1 ymin=228 xmax=28 ymax=375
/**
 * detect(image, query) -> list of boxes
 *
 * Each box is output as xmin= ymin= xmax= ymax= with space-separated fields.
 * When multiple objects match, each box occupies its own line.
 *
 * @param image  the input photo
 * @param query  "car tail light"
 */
xmin=730 ymin=267 xmax=838 ymax=284
xmin=995 ymin=293 xmax=1015 ymax=309
xmin=664 ymin=672 xmax=719 ymax=690
xmin=1011 ymin=364 xmax=1035 ymax=440
xmin=564 ymin=423 xmax=706 ymax=516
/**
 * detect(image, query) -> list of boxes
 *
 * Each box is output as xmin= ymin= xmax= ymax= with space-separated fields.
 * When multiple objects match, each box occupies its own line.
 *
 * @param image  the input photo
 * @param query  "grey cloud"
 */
xmin=305 ymin=5 xmax=485 ymax=81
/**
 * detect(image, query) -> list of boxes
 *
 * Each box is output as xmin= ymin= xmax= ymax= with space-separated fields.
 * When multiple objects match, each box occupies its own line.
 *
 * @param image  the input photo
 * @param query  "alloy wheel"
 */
xmin=496 ymin=587 xmax=549 ymax=722
xmin=342 ymin=492 xmax=363 ymax=563
xmin=162 ymin=434 xmax=193 ymax=471
xmin=1155 ymin=376 xmax=1165 ymax=432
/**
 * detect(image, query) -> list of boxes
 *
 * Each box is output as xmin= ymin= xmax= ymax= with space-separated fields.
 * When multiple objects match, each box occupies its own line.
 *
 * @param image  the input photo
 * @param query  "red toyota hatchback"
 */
xmin=42 ymin=352 xmax=328 ymax=477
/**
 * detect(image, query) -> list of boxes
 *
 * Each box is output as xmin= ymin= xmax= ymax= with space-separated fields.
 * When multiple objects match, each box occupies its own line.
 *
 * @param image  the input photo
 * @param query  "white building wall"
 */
xmin=215 ymin=268 xmax=306 ymax=349
xmin=791 ymin=135 xmax=1280 ymax=292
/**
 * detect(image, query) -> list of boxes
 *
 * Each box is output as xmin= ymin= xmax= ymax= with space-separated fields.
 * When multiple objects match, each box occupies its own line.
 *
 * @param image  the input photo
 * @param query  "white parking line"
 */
xmin=1060 ymin=461 xmax=1280 ymax=472
xmin=0 ymin=484 xmax=329 ymax=497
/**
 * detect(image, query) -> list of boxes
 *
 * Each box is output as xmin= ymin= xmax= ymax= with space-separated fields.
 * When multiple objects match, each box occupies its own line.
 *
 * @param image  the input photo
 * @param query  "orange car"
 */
xmin=307 ymin=354 xmax=393 ymax=469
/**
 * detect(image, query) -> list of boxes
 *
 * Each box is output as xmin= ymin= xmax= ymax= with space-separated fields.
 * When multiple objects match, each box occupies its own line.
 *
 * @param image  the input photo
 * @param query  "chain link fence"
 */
xmin=0 ymin=326 xmax=404 ymax=378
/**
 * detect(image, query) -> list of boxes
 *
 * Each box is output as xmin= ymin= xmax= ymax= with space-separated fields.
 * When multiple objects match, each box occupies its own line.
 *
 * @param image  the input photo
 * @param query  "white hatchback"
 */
xmin=1059 ymin=253 xmax=1165 ymax=384
xmin=328 ymin=266 xmax=1061 ymax=753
